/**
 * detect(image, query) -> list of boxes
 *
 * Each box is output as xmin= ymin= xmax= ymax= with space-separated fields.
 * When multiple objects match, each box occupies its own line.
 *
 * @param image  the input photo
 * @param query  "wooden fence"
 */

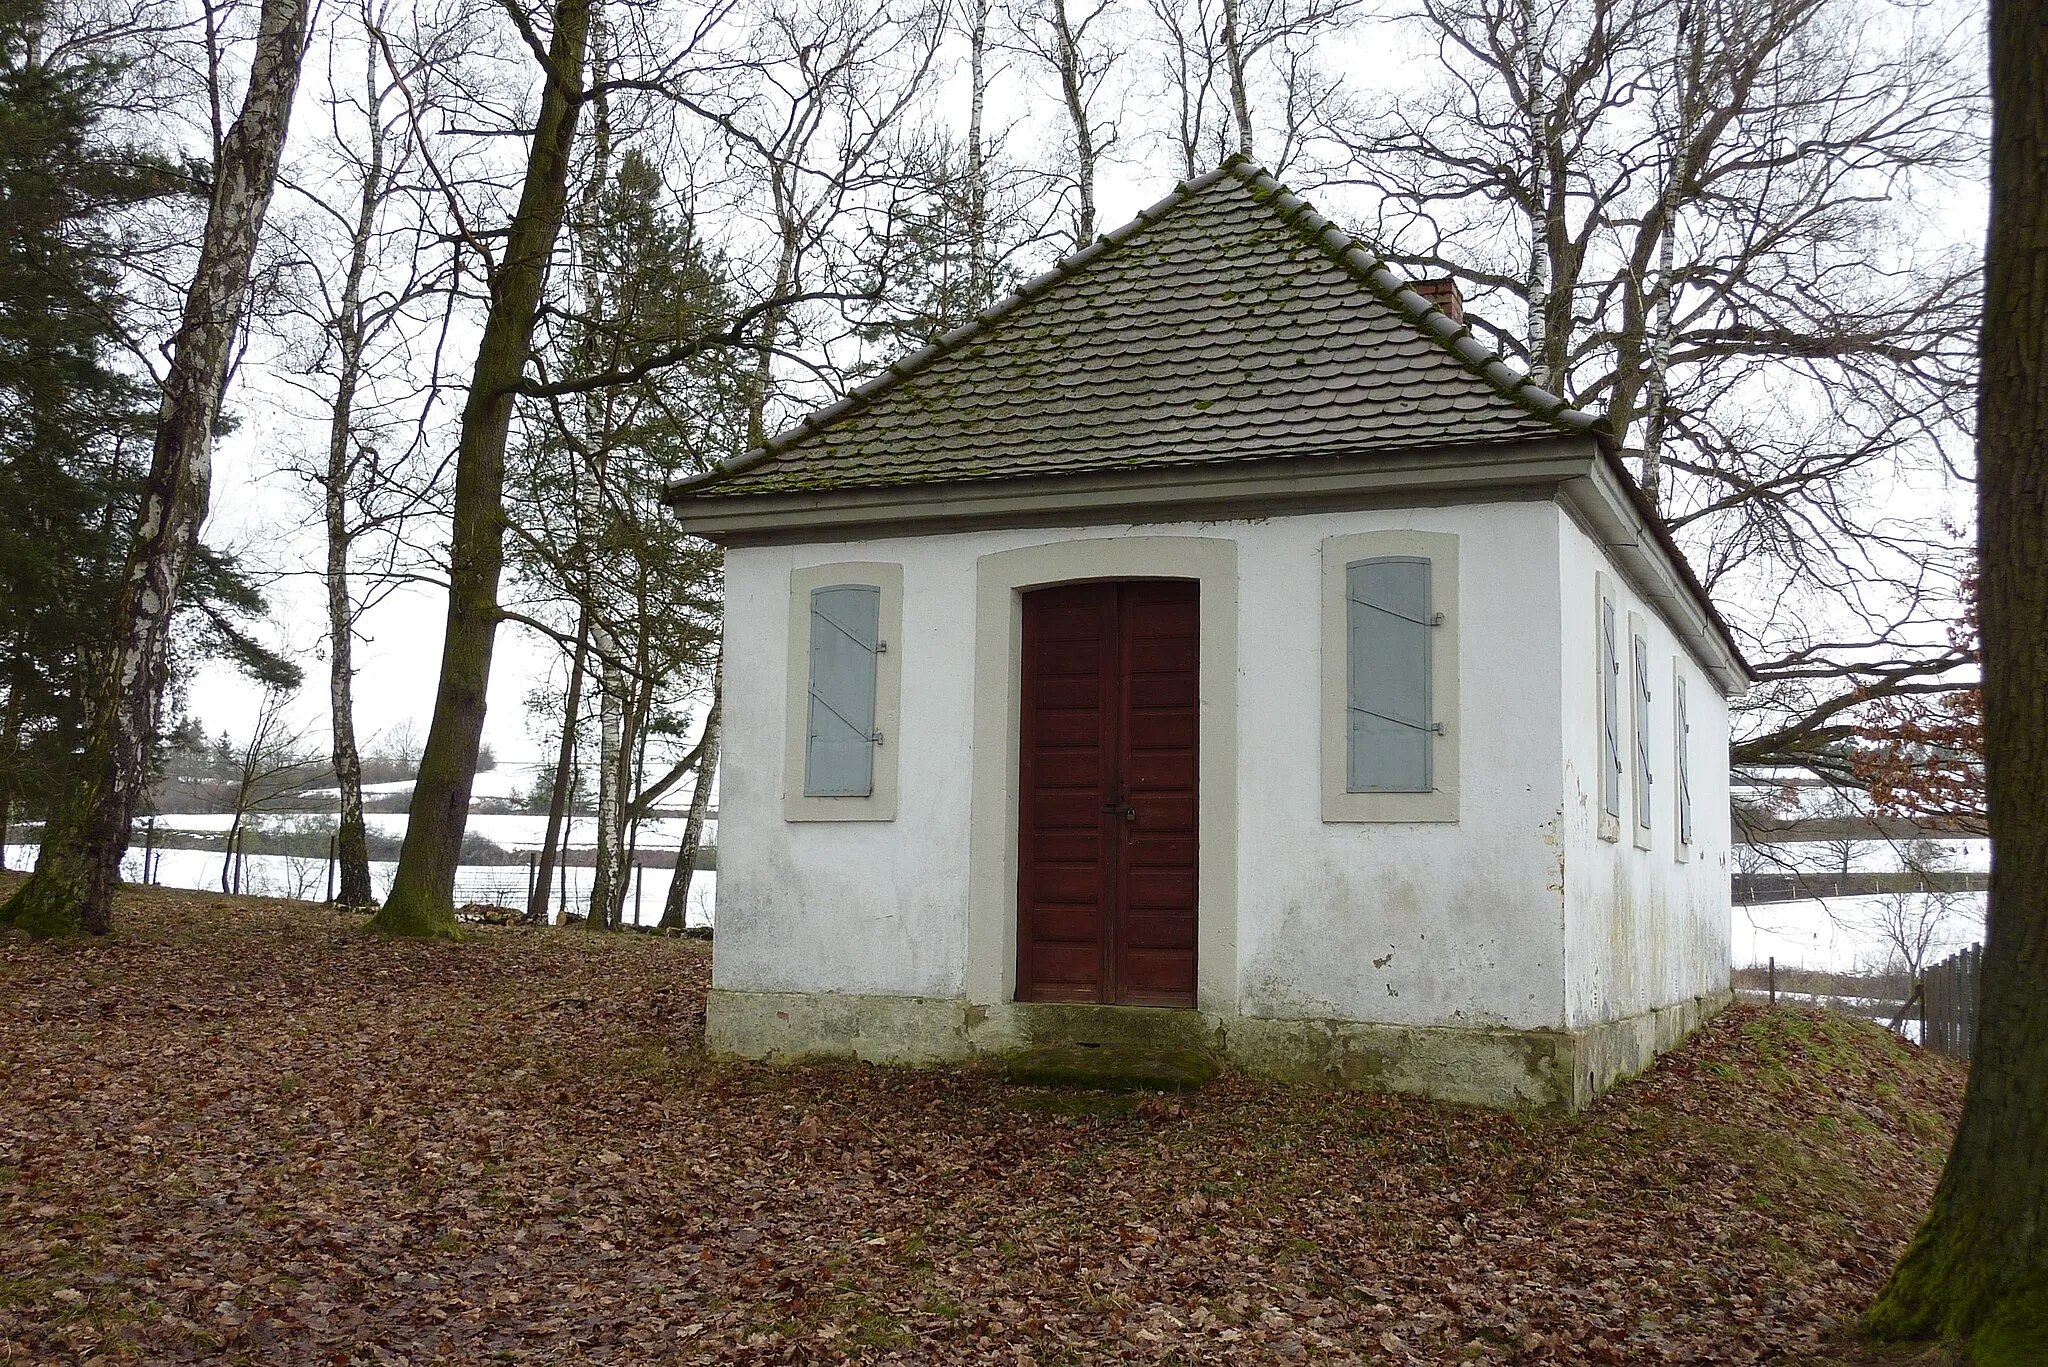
xmin=1919 ymin=944 xmax=1983 ymax=1060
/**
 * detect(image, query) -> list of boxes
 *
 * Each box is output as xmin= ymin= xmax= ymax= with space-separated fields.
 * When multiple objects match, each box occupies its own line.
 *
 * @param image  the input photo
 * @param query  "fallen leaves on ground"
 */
xmin=0 ymin=879 xmax=1964 ymax=1364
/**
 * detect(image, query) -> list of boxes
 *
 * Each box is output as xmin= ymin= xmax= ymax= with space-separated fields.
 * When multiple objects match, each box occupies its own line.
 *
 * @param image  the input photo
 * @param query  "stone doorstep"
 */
xmin=1003 ymin=1041 xmax=1222 ymax=1093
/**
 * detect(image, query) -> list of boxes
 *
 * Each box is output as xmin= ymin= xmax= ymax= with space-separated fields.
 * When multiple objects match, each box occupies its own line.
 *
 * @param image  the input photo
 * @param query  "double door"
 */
xmin=1016 ymin=580 xmax=1199 ymax=1006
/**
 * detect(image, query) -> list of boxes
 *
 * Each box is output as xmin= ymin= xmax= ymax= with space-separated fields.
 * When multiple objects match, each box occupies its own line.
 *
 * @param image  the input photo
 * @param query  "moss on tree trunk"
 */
xmin=370 ymin=0 xmax=591 ymax=938
xmin=1865 ymin=5 xmax=2048 ymax=1360
xmin=0 ymin=0 xmax=308 ymax=938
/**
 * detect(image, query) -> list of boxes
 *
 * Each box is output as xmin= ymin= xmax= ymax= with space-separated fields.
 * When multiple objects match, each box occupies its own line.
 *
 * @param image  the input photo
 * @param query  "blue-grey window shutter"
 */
xmin=1601 ymin=598 xmax=1622 ymax=816
xmin=1347 ymin=557 xmax=1434 ymax=793
xmin=805 ymin=584 xmax=881 ymax=797
xmin=1633 ymin=633 xmax=1653 ymax=829
xmin=1677 ymin=674 xmax=1694 ymax=845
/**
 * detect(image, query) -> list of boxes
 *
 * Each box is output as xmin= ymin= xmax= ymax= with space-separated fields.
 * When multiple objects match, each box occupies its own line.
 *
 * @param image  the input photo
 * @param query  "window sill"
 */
xmin=1323 ymin=787 xmax=1459 ymax=823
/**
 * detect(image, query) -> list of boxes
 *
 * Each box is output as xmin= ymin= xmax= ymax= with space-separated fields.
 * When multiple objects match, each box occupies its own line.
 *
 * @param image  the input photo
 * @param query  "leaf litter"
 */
xmin=0 ymin=880 xmax=1964 ymax=1364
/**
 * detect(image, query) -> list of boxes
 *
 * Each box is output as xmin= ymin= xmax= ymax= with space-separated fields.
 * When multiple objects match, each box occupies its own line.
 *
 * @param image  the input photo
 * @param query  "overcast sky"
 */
xmin=172 ymin=0 xmax=1988 ymax=768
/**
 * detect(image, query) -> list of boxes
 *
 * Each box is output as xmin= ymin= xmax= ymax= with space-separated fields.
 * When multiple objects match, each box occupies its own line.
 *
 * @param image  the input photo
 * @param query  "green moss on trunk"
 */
xmin=366 ymin=886 xmax=461 ymax=939
xmin=0 ymin=870 xmax=85 ymax=937
xmin=1867 ymin=7 xmax=2048 ymax=1362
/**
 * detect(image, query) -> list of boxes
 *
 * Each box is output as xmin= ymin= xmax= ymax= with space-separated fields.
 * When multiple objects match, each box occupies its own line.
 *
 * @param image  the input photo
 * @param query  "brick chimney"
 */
xmin=1410 ymin=276 xmax=1465 ymax=322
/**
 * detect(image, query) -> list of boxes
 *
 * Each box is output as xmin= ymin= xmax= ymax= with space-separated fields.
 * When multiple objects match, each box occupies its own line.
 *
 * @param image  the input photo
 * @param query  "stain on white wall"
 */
xmin=714 ymin=499 xmax=1734 ymax=1034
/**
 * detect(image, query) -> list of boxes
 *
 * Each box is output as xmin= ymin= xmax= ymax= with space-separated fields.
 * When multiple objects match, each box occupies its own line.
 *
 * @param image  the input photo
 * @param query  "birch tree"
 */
xmin=1147 ymin=0 xmax=1354 ymax=177
xmin=1013 ymin=0 xmax=1121 ymax=246
xmin=273 ymin=0 xmax=455 ymax=910
xmin=2 ymin=0 xmax=312 ymax=937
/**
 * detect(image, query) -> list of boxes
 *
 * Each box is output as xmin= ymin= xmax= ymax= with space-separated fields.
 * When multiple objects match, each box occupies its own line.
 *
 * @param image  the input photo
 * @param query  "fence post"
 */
xmin=326 ymin=834 xmax=336 ymax=903
xmin=1768 ymin=956 xmax=1776 ymax=1008
xmin=526 ymin=852 xmax=537 ymax=911
xmin=143 ymin=818 xmax=156 ymax=886
xmin=559 ymin=854 xmax=569 ymax=925
xmin=633 ymin=862 xmax=643 ymax=927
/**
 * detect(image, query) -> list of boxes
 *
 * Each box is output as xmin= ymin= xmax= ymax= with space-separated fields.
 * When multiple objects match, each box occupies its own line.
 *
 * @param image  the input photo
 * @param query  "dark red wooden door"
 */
xmin=1017 ymin=581 xmax=1199 ymax=1006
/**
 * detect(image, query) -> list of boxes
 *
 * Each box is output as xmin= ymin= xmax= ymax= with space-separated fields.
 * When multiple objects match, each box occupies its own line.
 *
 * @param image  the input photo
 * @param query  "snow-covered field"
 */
xmin=3 ymin=843 xmax=715 ymax=929
xmin=138 ymin=811 xmax=716 ymax=853
xmin=14 ymin=817 xmax=1989 ymax=969
xmin=1734 ymin=892 xmax=1985 ymax=972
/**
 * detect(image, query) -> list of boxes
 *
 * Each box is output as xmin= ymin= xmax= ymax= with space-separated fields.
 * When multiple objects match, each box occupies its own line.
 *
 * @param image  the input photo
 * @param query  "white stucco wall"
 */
xmin=1555 ymin=515 xmax=1734 ymax=1027
xmin=1229 ymin=503 xmax=1567 ymax=1031
xmin=714 ymin=499 xmax=1732 ymax=1035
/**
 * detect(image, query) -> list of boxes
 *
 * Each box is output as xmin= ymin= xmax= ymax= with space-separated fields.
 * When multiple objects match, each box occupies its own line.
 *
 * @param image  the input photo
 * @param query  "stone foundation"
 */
xmin=705 ymin=987 xmax=1731 ymax=1111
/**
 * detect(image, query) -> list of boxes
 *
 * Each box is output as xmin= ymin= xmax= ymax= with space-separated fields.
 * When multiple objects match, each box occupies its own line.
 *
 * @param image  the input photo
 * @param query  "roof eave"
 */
xmin=1561 ymin=456 xmax=1755 ymax=693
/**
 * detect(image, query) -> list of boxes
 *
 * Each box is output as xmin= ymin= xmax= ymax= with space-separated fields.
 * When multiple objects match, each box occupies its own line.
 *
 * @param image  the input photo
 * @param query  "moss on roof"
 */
xmin=669 ymin=158 xmax=1602 ymax=504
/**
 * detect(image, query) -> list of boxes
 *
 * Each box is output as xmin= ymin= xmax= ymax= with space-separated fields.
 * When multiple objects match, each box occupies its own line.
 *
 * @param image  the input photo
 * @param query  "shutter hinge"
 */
xmin=871 ymin=729 xmax=885 ymax=746
xmin=1430 ymin=612 xmax=1445 ymax=626
xmin=1429 ymin=722 xmax=1446 ymax=734
xmin=876 ymin=640 xmax=888 ymax=653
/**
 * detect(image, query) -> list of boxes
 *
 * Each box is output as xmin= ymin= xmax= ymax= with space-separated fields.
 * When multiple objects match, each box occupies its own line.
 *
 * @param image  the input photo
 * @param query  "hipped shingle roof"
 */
xmin=668 ymin=158 xmax=1603 ymax=503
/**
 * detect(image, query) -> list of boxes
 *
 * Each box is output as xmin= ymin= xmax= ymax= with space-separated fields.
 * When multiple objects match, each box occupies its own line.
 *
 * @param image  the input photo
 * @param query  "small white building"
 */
xmin=667 ymin=159 xmax=1748 ymax=1109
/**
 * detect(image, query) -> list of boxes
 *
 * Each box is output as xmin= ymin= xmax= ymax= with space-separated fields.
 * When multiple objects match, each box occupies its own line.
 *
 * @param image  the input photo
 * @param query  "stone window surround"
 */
xmin=782 ymin=561 xmax=904 ymax=822
xmin=1320 ymin=529 xmax=1461 ymax=823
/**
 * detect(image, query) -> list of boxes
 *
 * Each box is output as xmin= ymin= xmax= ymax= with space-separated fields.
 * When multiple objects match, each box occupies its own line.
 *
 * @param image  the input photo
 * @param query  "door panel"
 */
xmin=1113 ymin=582 xmax=1200 ymax=1006
xmin=1018 ymin=583 xmax=1119 ymax=1003
xmin=1017 ymin=580 xmax=1200 ymax=1007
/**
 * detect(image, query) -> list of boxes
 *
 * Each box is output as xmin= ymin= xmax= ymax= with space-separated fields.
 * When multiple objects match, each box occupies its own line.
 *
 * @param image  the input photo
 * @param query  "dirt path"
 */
xmin=0 ymin=880 xmax=1962 ymax=1364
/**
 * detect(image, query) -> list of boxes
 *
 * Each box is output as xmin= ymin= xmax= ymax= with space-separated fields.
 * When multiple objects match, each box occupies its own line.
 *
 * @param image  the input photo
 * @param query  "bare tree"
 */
xmin=366 ymin=0 xmax=599 ymax=938
xmin=1010 ymin=0 xmax=1122 ymax=245
xmin=270 ymin=0 xmax=457 ymax=911
xmin=1149 ymin=0 xmax=1227 ymax=177
xmin=1338 ymin=0 xmax=1984 ymax=785
xmin=2 ymin=0 xmax=312 ymax=937
xmin=678 ymin=0 xmax=944 ymax=442
xmin=657 ymin=668 xmax=718 ymax=930
xmin=214 ymin=688 xmax=323 ymax=893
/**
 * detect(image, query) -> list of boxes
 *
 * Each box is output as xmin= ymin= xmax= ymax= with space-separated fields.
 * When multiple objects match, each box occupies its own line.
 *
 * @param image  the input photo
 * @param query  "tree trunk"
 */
xmin=527 ymin=613 xmax=589 ymax=922
xmin=221 ymin=816 xmax=239 ymax=893
xmin=608 ymin=587 xmax=652 ymax=929
xmin=745 ymin=223 xmax=799 ymax=449
xmin=1867 ymin=4 xmax=2048 ymax=1357
xmin=1638 ymin=179 xmax=1676 ymax=510
xmin=966 ymin=0 xmax=989 ymax=303
xmin=324 ymin=59 xmax=384 ymax=911
xmin=371 ymin=0 xmax=592 ymax=937
xmin=1518 ymin=0 xmax=1551 ymax=390
xmin=1221 ymin=0 xmax=1251 ymax=158
xmin=659 ymin=678 xmax=719 ymax=931
xmin=0 ymin=681 xmax=20 ymax=871
xmin=1051 ymin=0 xmax=1096 ymax=247
xmin=586 ymin=626 xmax=624 ymax=930
xmin=0 ymin=0 xmax=310 ymax=938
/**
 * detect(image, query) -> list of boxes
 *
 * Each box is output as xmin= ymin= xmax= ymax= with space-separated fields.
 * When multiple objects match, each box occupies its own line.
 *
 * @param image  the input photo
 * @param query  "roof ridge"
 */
xmin=1214 ymin=158 xmax=1605 ymax=437
xmin=665 ymin=157 xmax=1606 ymax=501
